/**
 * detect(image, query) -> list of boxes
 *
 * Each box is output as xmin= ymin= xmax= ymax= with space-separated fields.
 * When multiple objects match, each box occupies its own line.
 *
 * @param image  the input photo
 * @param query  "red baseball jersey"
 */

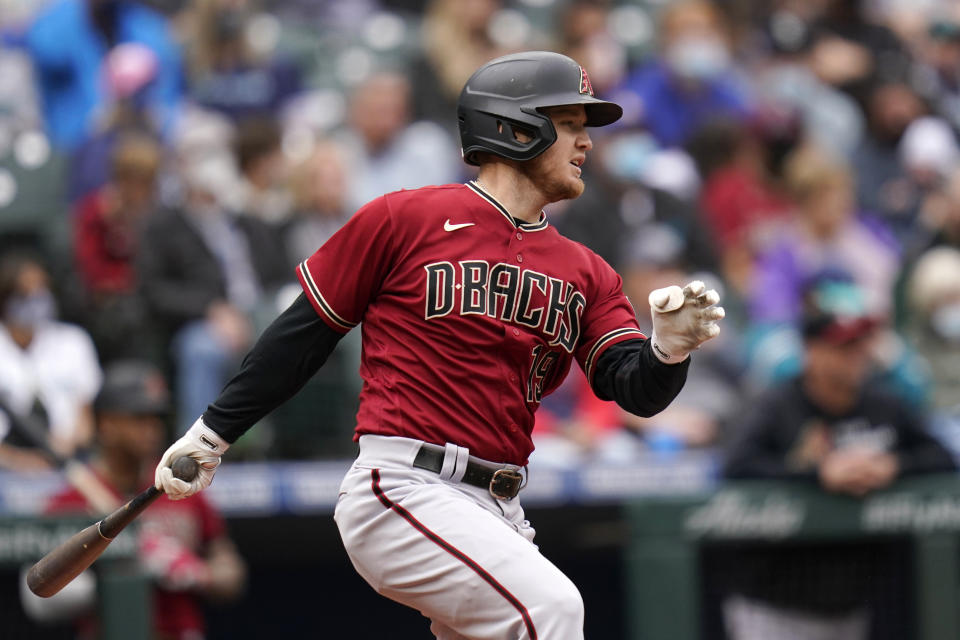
xmin=297 ymin=181 xmax=644 ymax=465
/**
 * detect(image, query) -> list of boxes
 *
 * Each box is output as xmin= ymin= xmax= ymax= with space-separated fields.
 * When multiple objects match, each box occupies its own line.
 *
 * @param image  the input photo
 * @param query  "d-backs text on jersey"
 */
xmin=423 ymin=260 xmax=584 ymax=352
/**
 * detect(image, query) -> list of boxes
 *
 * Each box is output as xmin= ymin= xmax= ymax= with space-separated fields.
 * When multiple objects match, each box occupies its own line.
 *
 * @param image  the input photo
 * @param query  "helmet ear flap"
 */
xmin=458 ymin=108 xmax=557 ymax=166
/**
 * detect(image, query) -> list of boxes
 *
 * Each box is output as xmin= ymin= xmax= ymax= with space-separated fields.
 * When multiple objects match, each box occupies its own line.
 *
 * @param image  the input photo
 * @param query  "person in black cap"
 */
xmin=39 ymin=360 xmax=246 ymax=640
xmin=90 ymin=360 xmax=172 ymax=486
xmin=726 ymin=279 xmax=954 ymax=493
xmin=720 ymin=280 xmax=956 ymax=640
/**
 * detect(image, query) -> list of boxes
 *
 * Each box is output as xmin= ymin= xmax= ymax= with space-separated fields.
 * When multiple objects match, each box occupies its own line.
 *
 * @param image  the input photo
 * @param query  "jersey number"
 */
xmin=527 ymin=345 xmax=560 ymax=403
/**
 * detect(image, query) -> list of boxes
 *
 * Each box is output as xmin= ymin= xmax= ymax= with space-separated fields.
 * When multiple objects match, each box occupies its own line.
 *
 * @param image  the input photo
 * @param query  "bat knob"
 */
xmin=171 ymin=456 xmax=200 ymax=482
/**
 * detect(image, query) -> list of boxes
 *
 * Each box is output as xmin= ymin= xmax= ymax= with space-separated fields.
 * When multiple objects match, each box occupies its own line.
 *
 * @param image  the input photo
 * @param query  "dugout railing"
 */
xmin=627 ymin=473 xmax=960 ymax=640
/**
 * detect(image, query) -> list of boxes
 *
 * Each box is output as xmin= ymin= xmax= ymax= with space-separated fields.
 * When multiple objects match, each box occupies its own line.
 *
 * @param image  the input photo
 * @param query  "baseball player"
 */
xmin=154 ymin=51 xmax=724 ymax=639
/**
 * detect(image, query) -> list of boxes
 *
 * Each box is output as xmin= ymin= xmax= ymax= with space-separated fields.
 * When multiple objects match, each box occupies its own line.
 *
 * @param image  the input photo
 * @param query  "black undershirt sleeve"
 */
xmin=590 ymin=338 xmax=690 ymax=417
xmin=202 ymin=293 xmax=345 ymax=443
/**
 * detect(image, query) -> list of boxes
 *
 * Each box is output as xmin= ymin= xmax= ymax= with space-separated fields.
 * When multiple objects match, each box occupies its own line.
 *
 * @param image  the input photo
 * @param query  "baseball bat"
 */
xmin=26 ymin=455 xmax=200 ymax=598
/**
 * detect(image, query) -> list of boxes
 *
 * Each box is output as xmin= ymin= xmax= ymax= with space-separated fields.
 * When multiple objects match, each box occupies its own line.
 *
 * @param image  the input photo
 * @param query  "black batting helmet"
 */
xmin=457 ymin=51 xmax=623 ymax=166
xmin=94 ymin=360 xmax=171 ymax=417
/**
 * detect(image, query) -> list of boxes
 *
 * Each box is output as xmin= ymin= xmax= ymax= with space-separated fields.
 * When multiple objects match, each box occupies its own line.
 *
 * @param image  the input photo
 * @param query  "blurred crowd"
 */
xmin=0 ymin=0 xmax=959 ymax=472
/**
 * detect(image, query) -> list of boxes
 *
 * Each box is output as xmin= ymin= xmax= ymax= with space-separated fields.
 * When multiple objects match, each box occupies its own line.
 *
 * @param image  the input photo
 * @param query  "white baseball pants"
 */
xmin=334 ymin=435 xmax=584 ymax=640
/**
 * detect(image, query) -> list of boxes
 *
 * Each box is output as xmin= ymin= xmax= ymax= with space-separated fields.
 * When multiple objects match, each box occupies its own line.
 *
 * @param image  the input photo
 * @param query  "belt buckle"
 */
xmin=489 ymin=468 xmax=523 ymax=500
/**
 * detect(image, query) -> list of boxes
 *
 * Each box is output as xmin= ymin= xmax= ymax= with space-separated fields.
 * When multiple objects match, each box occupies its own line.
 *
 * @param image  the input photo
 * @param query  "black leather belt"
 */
xmin=413 ymin=444 xmax=523 ymax=500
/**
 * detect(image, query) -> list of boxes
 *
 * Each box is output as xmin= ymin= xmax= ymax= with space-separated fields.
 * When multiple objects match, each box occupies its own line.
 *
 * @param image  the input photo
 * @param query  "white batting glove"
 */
xmin=154 ymin=417 xmax=229 ymax=500
xmin=648 ymin=280 xmax=725 ymax=364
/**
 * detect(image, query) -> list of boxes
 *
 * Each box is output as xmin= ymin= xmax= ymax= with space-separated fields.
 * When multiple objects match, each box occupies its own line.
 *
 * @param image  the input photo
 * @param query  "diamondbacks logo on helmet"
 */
xmin=578 ymin=67 xmax=594 ymax=96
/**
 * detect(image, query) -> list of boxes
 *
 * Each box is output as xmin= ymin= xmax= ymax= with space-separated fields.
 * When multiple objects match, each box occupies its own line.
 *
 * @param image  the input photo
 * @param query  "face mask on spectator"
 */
xmin=930 ymin=301 xmax=960 ymax=342
xmin=601 ymin=132 xmax=659 ymax=182
xmin=4 ymin=290 xmax=56 ymax=329
xmin=665 ymin=36 xmax=730 ymax=81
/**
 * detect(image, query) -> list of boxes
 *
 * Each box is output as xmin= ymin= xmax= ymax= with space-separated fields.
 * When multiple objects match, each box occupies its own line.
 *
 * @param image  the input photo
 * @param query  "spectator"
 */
xmin=612 ymin=0 xmax=752 ymax=147
xmin=337 ymin=71 xmax=462 ymax=212
xmin=179 ymin=0 xmax=302 ymax=122
xmin=413 ymin=0 xmax=508 ymax=130
xmin=903 ymin=243 xmax=960 ymax=456
xmin=905 ymin=247 xmax=960 ymax=414
xmin=899 ymin=116 xmax=959 ymax=189
xmin=749 ymin=144 xmax=900 ymax=328
xmin=74 ymin=132 xmax=162 ymax=361
xmin=28 ymin=360 xmax=246 ymax=639
xmin=915 ymin=17 xmax=960 ymax=133
xmin=557 ymin=0 xmax=627 ymax=99
xmin=890 ymin=160 xmax=960 ymax=333
xmin=749 ymin=5 xmax=865 ymax=158
xmin=0 ymin=46 xmax=42 ymax=132
xmin=233 ymin=116 xmax=292 ymax=226
xmin=68 ymin=42 xmax=164 ymax=203
xmin=722 ymin=279 xmax=956 ymax=640
xmin=892 ymin=162 xmax=960 ymax=333
xmin=550 ymin=128 xmax=717 ymax=275
xmin=744 ymin=143 xmax=924 ymax=394
xmin=282 ymin=138 xmax=352 ymax=268
xmin=688 ymin=113 xmax=798 ymax=296
xmin=806 ymin=0 xmax=912 ymax=96
xmin=882 ymin=115 xmax=960 ymax=249
xmin=138 ymin=141 xmax=290 ymax=433
xmin=0 ymin=253 xmax=102 ymax=470
xmin=851 ymin=80 xmax=929 ymax=244
xmin=22 ymin=0 xmax=183 ymax=149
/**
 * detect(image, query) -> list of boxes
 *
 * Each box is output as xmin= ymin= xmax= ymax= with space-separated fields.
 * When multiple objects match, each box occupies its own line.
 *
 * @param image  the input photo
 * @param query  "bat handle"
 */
xmin=97 ymin=486 xmax=161 ymax=539
xmin=99 ymin=456 xmax=200 ymax=539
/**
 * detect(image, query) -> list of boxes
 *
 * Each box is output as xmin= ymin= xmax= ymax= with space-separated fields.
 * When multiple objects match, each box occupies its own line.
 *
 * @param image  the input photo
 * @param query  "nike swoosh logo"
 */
xmin=444 ymin=220 xmax=475 ymax=232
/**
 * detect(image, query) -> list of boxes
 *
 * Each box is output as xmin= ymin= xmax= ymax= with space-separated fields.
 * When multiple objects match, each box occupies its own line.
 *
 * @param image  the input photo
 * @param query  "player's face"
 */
xmin=520 ymin=105 xmax=592 ymax=202
xmin=99 ymin=413 xmax=166 ymax=461
xmin=807 ymin=335 xmax=873 ymax=393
